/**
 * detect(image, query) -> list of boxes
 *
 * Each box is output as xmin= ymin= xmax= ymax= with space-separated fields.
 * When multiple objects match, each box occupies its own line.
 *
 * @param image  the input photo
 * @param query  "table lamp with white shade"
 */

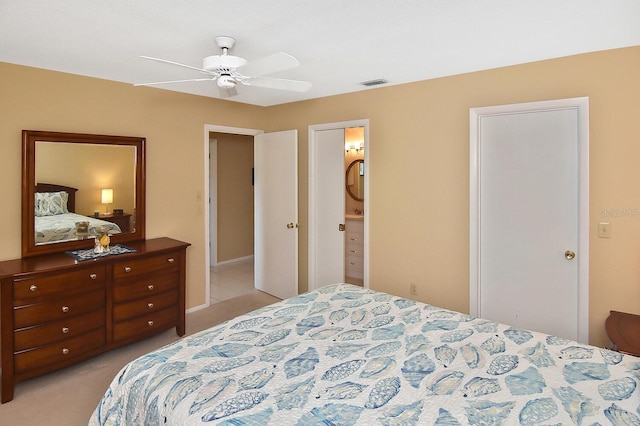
xmin=101 ymin=188 xmax=113 ymax=214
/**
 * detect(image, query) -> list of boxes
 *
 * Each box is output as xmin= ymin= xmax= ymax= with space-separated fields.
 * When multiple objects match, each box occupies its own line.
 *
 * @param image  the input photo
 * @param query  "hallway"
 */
xmin=210 ymin=257 xmax=255 ymax=303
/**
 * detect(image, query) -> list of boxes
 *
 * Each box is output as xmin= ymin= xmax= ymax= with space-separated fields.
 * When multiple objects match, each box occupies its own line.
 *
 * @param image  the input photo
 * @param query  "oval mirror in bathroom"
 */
xmin=346 ymin=159 xmax=364 ymax=201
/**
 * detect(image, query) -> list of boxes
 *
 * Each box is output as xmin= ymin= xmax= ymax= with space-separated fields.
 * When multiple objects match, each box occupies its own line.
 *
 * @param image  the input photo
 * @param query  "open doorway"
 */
xmin=204 ymin=124 xmax=299 ymax=305
xmin=344 ymin=126 xmax=365 ymax=286
xmin=209 ymin=132 xmax=255 ymax=303
xmin=308 ymin=119 xmax=370 ymax=292
xmin=205 ymin=125 xmax=262 ymax=306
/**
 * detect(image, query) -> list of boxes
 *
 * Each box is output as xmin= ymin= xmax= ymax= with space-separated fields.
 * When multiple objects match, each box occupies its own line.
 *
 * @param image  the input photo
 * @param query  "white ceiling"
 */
xmin=1 ymin=1 xmax=639 ymax=107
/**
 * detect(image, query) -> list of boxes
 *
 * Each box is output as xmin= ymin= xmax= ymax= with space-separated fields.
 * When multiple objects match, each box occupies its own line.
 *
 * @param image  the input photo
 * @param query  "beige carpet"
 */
xmin=0 ymin=290 xmax=280 ymax=426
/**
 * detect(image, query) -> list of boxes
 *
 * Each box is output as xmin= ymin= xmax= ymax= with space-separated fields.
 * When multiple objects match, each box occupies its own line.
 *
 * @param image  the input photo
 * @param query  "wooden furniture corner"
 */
xmin=605 ymin=310 xmax=640 ymax=357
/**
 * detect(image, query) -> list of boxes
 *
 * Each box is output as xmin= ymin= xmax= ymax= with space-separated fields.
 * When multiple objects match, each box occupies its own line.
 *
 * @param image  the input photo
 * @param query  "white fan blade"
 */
xmin=140 ymin=56 xmax=211 ymax=74
xmin=237 ymin=52 xmax=300 ymax=77
xmin=219 ymin=86 xmax=238 ymax=98
xmin=134 ymin=78 xmax=214 ymax=87
xmin=244 ymin=76 xmax=311 ymax=92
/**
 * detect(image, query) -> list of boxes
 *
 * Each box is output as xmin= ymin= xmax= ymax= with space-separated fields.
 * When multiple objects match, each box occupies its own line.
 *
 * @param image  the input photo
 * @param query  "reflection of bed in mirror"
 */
xmin=34 ymin=182 xmax=121 ymax=245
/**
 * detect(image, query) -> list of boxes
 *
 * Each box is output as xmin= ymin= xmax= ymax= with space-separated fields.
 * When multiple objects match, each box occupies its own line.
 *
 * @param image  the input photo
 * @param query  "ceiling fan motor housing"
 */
xmin=202 ymin=55 xmax=247 ymax=72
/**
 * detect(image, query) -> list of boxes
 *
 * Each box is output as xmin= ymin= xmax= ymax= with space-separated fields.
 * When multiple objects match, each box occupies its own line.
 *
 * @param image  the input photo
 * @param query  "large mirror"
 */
xmin=346 ymin=159 xmax=365 ymax=202
xmin=22 ymin=130 xmax=146 ymax=257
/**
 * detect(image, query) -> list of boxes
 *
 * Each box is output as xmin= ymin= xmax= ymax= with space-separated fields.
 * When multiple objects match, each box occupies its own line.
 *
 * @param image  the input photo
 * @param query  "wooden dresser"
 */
xmin=0 ymin=237 xmax=190 ymax=403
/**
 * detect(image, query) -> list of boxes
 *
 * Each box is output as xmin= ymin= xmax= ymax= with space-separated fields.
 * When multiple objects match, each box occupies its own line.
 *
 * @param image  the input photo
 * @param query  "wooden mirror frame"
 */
xmin=22 ymin=130 xmax=146 ymax=257
xmin=345 ymin=159 xmax=364 ymax=202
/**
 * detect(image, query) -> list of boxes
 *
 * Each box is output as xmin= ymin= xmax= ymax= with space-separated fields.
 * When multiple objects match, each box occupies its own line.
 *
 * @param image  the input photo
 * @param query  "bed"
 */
xmin=34 ymin=183 xmax=121 ymax=244
xmin=90 ymin=284 xmax=640 ymax=425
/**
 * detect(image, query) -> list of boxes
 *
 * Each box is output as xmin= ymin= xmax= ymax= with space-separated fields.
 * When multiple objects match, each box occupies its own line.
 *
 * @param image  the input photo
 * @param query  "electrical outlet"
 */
xmin=598 ymin=222 xmax=611 ymax=239
xmin=409 ymin=283 xmax=417 ymax=296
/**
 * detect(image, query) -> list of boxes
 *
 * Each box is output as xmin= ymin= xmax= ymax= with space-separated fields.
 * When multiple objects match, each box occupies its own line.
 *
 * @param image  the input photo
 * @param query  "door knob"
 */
xmin=564 ymin=250 xmax=576 ymax=260
xmin=339 ymin=224 xmax=345 ymax=231
xmin=286 ymin=223 xmax=295 ymax=229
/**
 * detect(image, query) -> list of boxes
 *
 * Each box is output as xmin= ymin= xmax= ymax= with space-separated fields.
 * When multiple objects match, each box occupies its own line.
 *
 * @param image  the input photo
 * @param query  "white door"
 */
xmin=470 ymin=98 xmax=589 ymax=343
xmin=310 ymin=128 xmax=346 ymax=287
xmin=254 ymin=130 xmax=298 ymax=299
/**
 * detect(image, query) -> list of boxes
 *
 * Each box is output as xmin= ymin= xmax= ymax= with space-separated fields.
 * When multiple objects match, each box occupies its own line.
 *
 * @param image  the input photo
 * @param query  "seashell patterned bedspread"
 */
xmin=90 ymin=284 xmax=640 ymax=425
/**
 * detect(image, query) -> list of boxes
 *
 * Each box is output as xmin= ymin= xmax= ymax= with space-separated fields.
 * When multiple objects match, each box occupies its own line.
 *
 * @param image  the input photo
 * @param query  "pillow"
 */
xmin=35 ymin=191 xmax=69 ymax=216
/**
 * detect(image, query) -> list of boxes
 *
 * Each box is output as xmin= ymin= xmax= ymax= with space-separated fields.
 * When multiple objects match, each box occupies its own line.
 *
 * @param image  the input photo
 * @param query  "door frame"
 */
xmin=469 ymin=97 xmax=589 ymax=343
xmin=308 ymin=119 xmax=370 ymax=291
xmin=204 ymin=124 xmax=263 ymax=307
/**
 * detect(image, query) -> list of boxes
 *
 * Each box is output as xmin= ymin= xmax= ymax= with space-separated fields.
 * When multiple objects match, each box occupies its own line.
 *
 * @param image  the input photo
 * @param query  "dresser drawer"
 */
xmin=13 ymin=266 xmax=106 ymax=301
xmin=14 ymin=309 xmax=105 ymax=352
xmin=346 ymin=255 xmax=364 ymax=273
xmin=113 ymin=252 xmax=180 ymax=280
xmin=346 ymin=243 xmax=363 ymax=257
xmin=113 ymin=306 xmax=178 ymax=341
xmin=113 ymin=289 xmax=178 ymax=321
xmin=14 ymin=328 xmax=105 ymax=374
xmin=112 ymin=272 xmax=179 ymax=303
xmin=345 ymin=231 xmax=364 ymax=246
xmin=13 ymin=289 xmax=105 ymax=329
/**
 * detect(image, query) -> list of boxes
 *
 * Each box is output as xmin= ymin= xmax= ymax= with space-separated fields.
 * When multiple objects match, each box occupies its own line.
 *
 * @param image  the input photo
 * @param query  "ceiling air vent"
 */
xmin=359 ymin=78 xmax=388 ymax=87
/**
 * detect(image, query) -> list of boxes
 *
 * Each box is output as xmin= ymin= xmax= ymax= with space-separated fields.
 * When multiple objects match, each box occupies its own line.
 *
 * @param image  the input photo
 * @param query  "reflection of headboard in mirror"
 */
xmin=22 ymin=130 xmax=146 ymax=257
xmin=35 ymin=183 xmax=78 ymax=212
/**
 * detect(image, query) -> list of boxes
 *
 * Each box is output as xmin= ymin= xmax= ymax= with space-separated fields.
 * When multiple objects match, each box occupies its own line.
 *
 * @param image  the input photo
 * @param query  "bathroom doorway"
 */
xmin=344 ymin=127 xmax=365 ymax=286
xmin=308 ymin=119 xmax=369 ymax=291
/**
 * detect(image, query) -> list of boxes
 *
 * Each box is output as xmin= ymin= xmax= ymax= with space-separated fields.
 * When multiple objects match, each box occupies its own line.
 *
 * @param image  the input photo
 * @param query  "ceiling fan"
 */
xmin=134 ymin=36 xmax=312 ymax=98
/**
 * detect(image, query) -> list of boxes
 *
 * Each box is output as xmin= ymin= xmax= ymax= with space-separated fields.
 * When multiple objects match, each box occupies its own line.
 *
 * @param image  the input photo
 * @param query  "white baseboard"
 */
xmin=213 ymin=254 xmax=254 ymax=267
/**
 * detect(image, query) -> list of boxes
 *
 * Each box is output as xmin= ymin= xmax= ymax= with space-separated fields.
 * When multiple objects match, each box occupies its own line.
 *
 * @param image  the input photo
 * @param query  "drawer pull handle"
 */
xmin=148 ymin=284 xmax=154 ymax=291
xmin=62 ymin=306 xmax=70 ymax=313
xmin=148 ymin=320 xmax=154 ymax=327
xmin=148 ymin=303 xmax=154 ymax=309
xmin=350 ymin=249 xmax=357 ymax=253
xmin=89 ymin=273 xmax=97 ymax=280
xmin=124 ymin=266 xmax=132 ymax=273
xmin=62 ymin=327 xmax=69 ymax=334
xmin=29 ymin=284 xmax=38 ymax=292
xmin=62 ymin=348 xmax=70 ymax=355
xmin=167 ymin=258 xmax=175 ymax=263
xmin=350 ymin=262 xmax=356 ymax=266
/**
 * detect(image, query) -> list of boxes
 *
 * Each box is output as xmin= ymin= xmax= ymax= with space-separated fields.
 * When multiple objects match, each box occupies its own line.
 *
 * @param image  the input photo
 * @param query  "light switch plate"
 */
xmin=598 ymin=222 xmax=611 ymax=239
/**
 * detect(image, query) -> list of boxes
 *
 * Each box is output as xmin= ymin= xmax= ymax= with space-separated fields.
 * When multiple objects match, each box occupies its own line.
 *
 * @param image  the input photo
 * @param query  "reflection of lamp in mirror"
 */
xmin=101 ymin=188 xmax=113 ymax=214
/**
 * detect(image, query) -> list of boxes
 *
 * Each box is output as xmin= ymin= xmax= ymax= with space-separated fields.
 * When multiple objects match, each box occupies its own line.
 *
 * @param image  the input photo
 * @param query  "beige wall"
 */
xmin=0 ymin=61 xmax=265 ymax=310
xmin=2 ymin=45 xmax=639 ymax=347
xmin=263 ymin=45 xmax=640 ymax=348
xmin=214 ymin=133 xmax=254 ymax=262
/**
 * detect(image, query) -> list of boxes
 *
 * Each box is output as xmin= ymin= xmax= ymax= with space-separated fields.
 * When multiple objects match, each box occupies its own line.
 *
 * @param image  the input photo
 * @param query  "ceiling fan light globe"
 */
xmin=203 ymin=55 xmax=247 ymax=71
xmin=218 ymin=75 xmax=237 ymax=89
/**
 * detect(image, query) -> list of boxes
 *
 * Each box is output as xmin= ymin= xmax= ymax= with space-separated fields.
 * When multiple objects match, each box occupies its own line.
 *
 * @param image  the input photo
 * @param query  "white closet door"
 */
xmin=471 ymin=98 xmax=589 ymax=342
